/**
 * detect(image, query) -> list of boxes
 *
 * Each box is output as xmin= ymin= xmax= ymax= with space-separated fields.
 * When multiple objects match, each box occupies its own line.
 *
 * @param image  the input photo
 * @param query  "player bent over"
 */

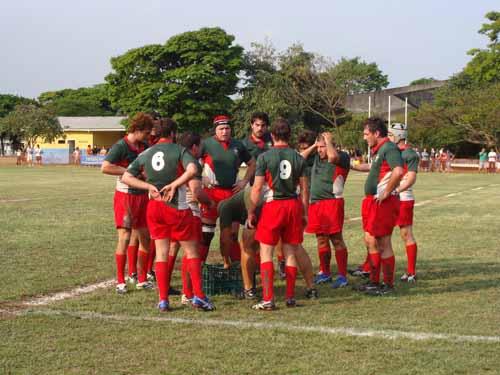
xmin=248 ymin=118 xmax=309 ymax=310
xmin=122 ymin=123 xmax=215 ymax=312
xmin=101 ymin=113 xmax=154 ymax=294
xmin=388 ymin=123 xmax=419 ymax=282
xmin=352 ymin=117 xmax=403 ymax=296
xmin=305 ymin=132 xmax=351 ymax=288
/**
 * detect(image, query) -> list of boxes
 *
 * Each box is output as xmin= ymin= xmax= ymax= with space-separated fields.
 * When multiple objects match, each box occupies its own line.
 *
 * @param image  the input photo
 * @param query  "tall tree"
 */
xmin=38 ymin=84 xmax=115 ymax=116
xmin=0 ymin=94 xmax=36 ymax=155
xmin=106 ymin=27 xmax=244 ymax=132
xmin=463 ymin=11 xmax=500 ymax=84
xmin=0 ymin=104 xmax=63 ymax=148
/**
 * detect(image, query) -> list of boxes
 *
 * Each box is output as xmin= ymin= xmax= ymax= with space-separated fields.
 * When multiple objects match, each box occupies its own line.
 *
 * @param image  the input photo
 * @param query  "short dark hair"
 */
xmin=177 ymin=131 xmax=201 ymax=150
xmin=129 ymin=112 xmax=154 ymax=133
xmin=271 ymin=118 xmax=291 ymax=142
xmin=251 ymin=112 xmax=270 ymax=126
xmin=158 ymin=118 xmax=177 ymax=138
xmin=298 ymin=129 xmax=317 ymax=147
xmin=363 ymin=117 xmax=388 ymax=137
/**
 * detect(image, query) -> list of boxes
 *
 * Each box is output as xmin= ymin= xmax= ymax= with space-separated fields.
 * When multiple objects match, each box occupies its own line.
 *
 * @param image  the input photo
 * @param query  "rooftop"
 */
xmin=58 ymin=116 xmax=127 ymax=132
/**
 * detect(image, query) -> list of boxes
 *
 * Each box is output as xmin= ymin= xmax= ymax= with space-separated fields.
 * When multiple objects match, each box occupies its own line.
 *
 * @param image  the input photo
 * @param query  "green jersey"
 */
xmin=127 ymin=139 xmax=201 ymax=209
xmin=218 ymin=188 xmax=266 ymax=229
xmin=310 ymin=151 xmax=350 ymax=202
xmin=255 ymin=145 xmax=306 ymax=201
xmin=399 ymin=145 xmax=419 ymax=202
xmin=200 ymin=137 xmax=252 ymax=188
xmin=105 ymin=137 xmax=147 ymax=195
xmin=241 ymin=133 xmax=272 ymax=185
xmin=365 ymin=138 xmax=403 ymax=196
xmin=479 ymin=151 xmax=488 ymax=162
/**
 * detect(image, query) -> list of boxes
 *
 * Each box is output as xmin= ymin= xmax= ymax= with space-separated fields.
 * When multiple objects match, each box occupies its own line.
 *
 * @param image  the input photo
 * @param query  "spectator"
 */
xmin=86 ymin=145 xmax=92 ymax=155
xmin=73 ymin=147 xmax=81 ymax=165
xmin=488 ymin=149 xmax=497 ymax=173
xmin=478 ymin=148 xmax=488 ymax=173
xmin=34 ymin=144 xmax=42 ymax=166
xmin=99 ymin=146 xmax=107 ymax=156
xmin=92 ymin=145 xmax=98 ymax=155
xmin=26 ymin=145 xmax=33 ymax=167
xmin=16 ymin=148 xmax=23 ymax=166
xmin=421 ymin=148 xmax=430 ymax=172
xmin=446 ymin=150 xmax=454 ymax=172
xmin=439 ymin=149 xmax=448 ymax=173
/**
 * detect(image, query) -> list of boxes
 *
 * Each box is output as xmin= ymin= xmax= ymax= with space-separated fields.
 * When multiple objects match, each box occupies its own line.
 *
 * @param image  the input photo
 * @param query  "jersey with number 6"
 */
xmin=127 ymin=140 xmax=201 ymax=209
xmin=255 ymin=145 xmax=306 ymax=201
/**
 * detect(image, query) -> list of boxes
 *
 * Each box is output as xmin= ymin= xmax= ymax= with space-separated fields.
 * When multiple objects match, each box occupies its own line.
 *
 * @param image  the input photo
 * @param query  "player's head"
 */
xmin=297 ymin=129 xmax=317 ymax=152
xmin=388 ymin=122 xmax=408 ymax=144
xmin=129 ymin=112 xmax=154 ymax=141
xmin=270 ymin=118 xmax=291 ymax=143
xmin=177 ymin=131 xmax=202 ymax=158
xmin=250 ymin=112 xmax=269 ymax=139
xmin=213 ymin=115 xmax=231 ymax=142
xmin=158 ymin=118 xmax=177 ymax=141
xmin=363 ymin=117 xmax=387 ymax=147
xmin=316 ymin=133 xmax=334 ymax=160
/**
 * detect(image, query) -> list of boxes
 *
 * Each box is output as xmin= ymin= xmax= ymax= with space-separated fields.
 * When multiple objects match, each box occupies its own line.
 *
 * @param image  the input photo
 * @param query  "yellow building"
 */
xmin=39 ymin=116 xmax=126 ymax=164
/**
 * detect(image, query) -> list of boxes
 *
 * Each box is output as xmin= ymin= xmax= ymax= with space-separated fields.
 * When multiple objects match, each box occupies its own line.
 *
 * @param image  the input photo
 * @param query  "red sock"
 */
xmin=137 ymin=250 xmax=148 ymax=283
xmin=115 ymin=253 xmax=126 ymax=284
xmin=166 ymin=254 xmax=177 ymax=289
xmin=361 ymin=252 xmax=371 ymax=272
xmin=406 ymin=243 xmax=417 ymax=275
xmin=147 ymin=241 xmax=156 ymax=273
xmin=230 ymin=241 xmax=241 ymax=262
xmin=199 ymin=244 xmax=209 ymax=263
xmin=285 ymin=265 xmax=298 ymax=299
xmin=318 ymin=246 xmax=332 ymax=275
xmin=277 ymin=254 xmax=284 ymax=263
xmin=381 ymin=255 xmax=395 ymax=287
xmin=155 ymin=261 xmax=169 ymax=301
xmin=335 ymin=248 xmax=348 ymax=277
xmin=181 ymin=256 xmax=193 ymax=298
xmin=127 ymin=245 xmax=138 ymax=276
xmin=187 ymin=257 xmax=205 ymax=299
xmin=261 ymin=261 xmax=274 ymax=302
xmin=369 ymin=252 xmax=381 ymax=283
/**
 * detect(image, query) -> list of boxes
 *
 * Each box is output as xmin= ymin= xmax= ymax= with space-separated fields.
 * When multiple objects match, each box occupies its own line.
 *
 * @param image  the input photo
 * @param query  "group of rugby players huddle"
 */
xmin=102 ymin=112 xmax=419 ymax=312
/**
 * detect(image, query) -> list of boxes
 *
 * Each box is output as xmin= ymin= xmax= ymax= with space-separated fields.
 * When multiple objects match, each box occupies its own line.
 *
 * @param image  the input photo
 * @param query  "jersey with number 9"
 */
xmin=255 ymin=146 xmax=306 ymax=201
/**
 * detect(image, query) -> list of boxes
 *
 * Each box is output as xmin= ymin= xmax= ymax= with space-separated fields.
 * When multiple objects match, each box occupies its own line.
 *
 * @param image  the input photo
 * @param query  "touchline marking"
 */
xmin=22 ymin=280 xmax=115 ymax=307
xmin=24 ymin=309 xmax=500 ymax=344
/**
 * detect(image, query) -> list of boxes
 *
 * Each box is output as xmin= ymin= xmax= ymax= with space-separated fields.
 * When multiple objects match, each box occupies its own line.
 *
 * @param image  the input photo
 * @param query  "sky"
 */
xmin=1 ymin=0 xmax=498 ymax=99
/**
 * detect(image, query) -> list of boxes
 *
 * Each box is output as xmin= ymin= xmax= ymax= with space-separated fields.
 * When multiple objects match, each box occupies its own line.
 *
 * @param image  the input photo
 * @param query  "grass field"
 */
xmin=1 ymin=165 xmax=500 ymax=374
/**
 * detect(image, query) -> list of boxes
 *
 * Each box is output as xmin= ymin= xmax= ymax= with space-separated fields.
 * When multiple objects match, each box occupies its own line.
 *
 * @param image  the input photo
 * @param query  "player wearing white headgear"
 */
xmin=388 ymin=123 xmax=419 ymax=282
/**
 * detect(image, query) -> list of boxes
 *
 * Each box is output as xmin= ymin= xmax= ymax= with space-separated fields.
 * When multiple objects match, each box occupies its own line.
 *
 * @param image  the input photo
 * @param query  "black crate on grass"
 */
xmin=202 ymin=262 xmax=242 ymax=296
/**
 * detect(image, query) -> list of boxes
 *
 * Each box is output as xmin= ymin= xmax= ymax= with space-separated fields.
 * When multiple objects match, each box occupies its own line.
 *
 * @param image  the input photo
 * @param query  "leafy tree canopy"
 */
xmin=106 ymin=27 xmax=244 ymax=132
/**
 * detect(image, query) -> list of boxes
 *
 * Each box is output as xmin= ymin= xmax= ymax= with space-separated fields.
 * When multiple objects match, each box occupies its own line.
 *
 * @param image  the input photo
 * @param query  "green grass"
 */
xmin=1 ymin=166 xmax=500 ymax=374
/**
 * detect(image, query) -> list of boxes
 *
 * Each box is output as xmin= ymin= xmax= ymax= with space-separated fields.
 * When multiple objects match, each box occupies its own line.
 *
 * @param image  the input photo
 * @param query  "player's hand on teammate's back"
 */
xmin=148 ymin=185 xmax=162 ymax=201
xmin=375 ymin=190 xmax=390 ymax=204
xmin=246 ymin=213 xmax=257 ymax=229
xmin=160 ymin=184 xmax=176 ymax=202
xmin=232 ymin=179 xmax=248 ymax=193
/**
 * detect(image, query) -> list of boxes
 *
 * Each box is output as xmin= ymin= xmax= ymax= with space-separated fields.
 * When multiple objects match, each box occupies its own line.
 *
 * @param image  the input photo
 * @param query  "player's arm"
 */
xmin=396 ymin=171 xmax=417 ymax=193
xmin=101 ymin=161 xmax=127 ymax=176
xmin=233 ymin=144 xmax=256 ymax=193
xmin=300 ymin=142 xmax=317 ymax=159
xmin=160 ymin=162 xmax=198 ymax=201
xmin=350 ymin=163 xmax=371 ymax=172
xmin=322 ymin=132 xmax=340 ymax=164
xmin=238 ymin=157 xmax=256 ymax=189
xmin=247 ymin=175 xmax=264 ymax=229
xmin=121 ymin=159 xmax=160 ymax=199
xmin=377 ymin=149 xmax=404 ymax=203
xmin=299 ymin=175 xmax=309 ymax=225
xmin=188 ymin=178 xmax=215 ymax=207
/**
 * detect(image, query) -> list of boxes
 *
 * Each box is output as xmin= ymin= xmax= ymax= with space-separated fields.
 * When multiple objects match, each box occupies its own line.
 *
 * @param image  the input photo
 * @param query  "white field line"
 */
xmin=20 ymin=309 xmax=500 ymax=344
xmin=22 ymin=279 xmax=115 ymax=307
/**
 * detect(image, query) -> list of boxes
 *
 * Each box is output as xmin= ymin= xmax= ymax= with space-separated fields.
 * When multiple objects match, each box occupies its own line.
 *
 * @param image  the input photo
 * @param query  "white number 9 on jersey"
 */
xmin=279 ymin=160 xmax=292 ymax=179
xmin=152 ymin=151 xmax=165 ymax=171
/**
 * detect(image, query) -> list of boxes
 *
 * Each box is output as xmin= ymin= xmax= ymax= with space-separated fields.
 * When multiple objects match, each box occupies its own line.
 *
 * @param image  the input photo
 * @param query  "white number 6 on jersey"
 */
xmin=279 ymin=160 xmax=292 ymax=179
xmin=152 ymin=151 xmax=165 ymax=171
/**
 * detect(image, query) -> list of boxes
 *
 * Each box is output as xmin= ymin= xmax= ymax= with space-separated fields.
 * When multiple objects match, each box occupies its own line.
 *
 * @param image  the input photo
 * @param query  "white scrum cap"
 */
xmin=389 ymin=122 xmax=408 ymax=143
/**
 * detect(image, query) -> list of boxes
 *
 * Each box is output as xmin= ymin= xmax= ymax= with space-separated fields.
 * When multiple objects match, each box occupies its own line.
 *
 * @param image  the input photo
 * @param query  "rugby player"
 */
xmin=122 ymin=121 xmax=215 ymax=312
xmin=218 ymin=188 xmax=317 ymax=300
xmin=352 ymin=117 xmax=403 ymax=296
xmin=101 ymin=112 xmax=154 ymax=294
xmin=248 ymin=118 xmax=309 ymax=310
xmin=388 ymin=123 xmax=419 ymax=282
xmin=199 ymin=115 xmax=255 ymax=267
xmin=305 ymin=132 xmax=351 ymax=288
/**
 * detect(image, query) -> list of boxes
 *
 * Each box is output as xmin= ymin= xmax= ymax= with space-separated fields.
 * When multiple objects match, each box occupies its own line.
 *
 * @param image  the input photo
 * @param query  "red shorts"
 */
xmin=200 ymin=187 xmax=234 ymax=220
xmin=147 ymin=200 xmax=199 ymax=242
xmin=396 ymin=200 xmax=414 ymax=227
xmin=255 ymin=199 xmax=304 ymax=246
xmin=306 ymin=198 xmax=344 ymax=235
xmin=361 ymin=195 xmax=400 ymax=237
xmin=113 ymin=191 xmax=148 ymax=229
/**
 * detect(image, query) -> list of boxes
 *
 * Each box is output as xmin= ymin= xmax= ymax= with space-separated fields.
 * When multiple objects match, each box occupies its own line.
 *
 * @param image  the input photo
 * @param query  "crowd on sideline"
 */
xmin=15 ymin=144 xmax=43 ymax=166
